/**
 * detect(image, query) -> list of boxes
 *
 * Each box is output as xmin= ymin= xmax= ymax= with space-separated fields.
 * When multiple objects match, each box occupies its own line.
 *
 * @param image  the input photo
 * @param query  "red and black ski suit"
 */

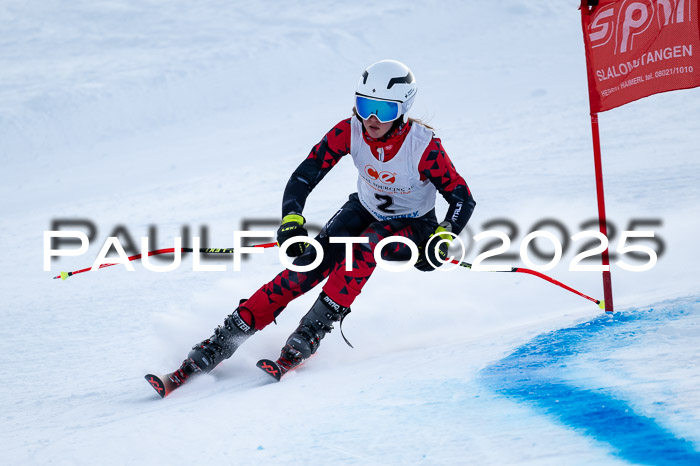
xmin=239 ymin=117 xmax=475 ymax=330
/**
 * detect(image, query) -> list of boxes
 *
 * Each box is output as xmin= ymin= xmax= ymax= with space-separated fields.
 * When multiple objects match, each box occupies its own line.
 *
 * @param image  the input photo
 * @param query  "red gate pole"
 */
xmin=590 ymin=112 xmax=614 ymax=313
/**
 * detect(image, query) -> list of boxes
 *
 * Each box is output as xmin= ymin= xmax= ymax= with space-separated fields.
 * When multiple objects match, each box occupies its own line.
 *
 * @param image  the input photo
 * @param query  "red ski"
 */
xmin=256 ymin=353 xmax=313 ymax=381
xmin=256 ymin=359 xmax=286 ymax=381
xmin=145 ymin=358 xmax=201 ymax=398
xmin=144 ymin=373 xmax=178 ymax=398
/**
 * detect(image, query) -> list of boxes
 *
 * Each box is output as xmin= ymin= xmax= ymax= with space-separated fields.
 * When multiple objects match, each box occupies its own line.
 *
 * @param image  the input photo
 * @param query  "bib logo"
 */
xmin=588 ymin=0 xmax=692 ymax=54
xmin=364 ymin=165 xmax=396 ymax=185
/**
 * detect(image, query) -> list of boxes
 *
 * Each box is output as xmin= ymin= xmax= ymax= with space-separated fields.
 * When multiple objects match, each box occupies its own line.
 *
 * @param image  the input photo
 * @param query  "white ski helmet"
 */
xmin=355 ymin=59 xmax=417 ymax=122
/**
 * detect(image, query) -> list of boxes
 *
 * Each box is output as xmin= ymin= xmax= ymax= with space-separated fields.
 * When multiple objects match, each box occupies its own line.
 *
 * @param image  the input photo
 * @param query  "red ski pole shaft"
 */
xmin=53 ymin=241 xmax=604 ymax=309
xmin=449 ymin=258 xmax=604 ymax=309
xmin=52 ymin=243 xmax=277 ymax=280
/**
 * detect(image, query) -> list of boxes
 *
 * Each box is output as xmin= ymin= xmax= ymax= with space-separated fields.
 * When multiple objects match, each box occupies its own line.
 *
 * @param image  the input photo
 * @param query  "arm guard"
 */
xmin=418 ymin=138 xmax=475 ymax=235
xmin=282 ymin=119 xmax=351 ymax=217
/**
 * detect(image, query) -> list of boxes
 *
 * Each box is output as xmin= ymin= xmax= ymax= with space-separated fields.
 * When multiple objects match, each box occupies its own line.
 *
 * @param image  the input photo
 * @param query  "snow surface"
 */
xmin=2 ymin=1 xmax=699 ymax=464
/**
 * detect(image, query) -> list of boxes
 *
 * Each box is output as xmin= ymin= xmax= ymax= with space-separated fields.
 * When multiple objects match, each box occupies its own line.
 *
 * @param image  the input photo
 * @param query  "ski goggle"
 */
xmin=355 ymin=95 xmax=401 ymax=123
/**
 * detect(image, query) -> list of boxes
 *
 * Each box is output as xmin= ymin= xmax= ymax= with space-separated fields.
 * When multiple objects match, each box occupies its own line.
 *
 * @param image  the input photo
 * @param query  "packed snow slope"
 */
xmin=1 ymin=1 xmax=699 ymax=464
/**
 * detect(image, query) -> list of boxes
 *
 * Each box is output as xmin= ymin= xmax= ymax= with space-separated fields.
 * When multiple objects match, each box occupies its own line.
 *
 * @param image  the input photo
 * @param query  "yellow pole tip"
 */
xmin=598 ymin=299 xmax=605 ymax=310
xmin=60 ymin=272 xmax=69 ymax=281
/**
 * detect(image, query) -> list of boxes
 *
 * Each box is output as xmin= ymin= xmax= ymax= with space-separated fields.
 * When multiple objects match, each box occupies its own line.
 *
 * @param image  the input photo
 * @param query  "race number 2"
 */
xmin=374 ymin=194 xmax=395 ymax=213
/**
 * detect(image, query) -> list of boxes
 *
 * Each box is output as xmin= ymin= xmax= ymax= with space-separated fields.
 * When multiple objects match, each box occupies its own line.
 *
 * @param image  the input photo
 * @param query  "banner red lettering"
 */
xmin=581 ymin=0 xmax=700 ymax=112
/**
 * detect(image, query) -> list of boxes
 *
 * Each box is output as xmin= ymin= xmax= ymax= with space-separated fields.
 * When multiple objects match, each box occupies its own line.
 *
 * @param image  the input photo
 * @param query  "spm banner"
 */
xmin=582 ymin=0 xmax=700 ymax=112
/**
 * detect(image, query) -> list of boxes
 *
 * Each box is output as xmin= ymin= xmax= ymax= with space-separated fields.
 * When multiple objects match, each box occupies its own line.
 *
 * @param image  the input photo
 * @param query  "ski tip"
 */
xmin=598 ymin=299 xmax=605 ymax=310
xmin=145 ymin=374 xmax=168 ymax=398
xmin=256 ymin=359 xmax=282 ymax=382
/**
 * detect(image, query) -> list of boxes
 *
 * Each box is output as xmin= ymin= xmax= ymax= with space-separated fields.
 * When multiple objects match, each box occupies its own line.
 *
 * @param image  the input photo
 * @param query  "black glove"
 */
xmin=276 ymin=213 xmax=308 ymax=257
xmin=414 ymin=222 xmax=453 ymax=272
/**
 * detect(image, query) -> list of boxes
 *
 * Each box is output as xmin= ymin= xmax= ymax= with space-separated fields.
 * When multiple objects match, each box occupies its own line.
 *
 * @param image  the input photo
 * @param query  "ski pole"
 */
xmin=52 ymin=241 xmax=603 ymax=309
xmin=448 ymin=259 xmax=604 ymax=309
xmin=52 ymin=243 xmax=278 ymax=280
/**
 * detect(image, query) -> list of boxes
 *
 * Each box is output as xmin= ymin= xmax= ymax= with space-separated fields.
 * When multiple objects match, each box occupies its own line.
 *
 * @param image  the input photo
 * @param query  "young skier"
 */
xmin=147 ymin=59 xmax=476 ymax=395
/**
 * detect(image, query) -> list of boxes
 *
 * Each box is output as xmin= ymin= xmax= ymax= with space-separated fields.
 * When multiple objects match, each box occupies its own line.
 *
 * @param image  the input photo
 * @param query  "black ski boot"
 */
xmin=145 ymin=302 xmax=256 ymax=398
xmin=258 ymin=292 xmax=350 ymax=381
xmin=187 ymin=304 xmax=257 ymax=373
